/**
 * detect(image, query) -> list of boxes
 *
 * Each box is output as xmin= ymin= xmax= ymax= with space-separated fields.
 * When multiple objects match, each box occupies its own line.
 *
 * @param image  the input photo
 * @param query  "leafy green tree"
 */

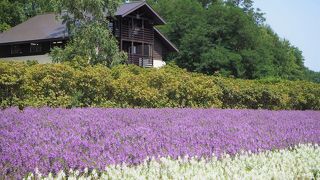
xmin=51 ymin=0 xmax=127 ymax=67
xmin=149 ymin=0 xmax=315 ymax=81
xmin=51 ymin=22 xmax=126 ymax=67
xmin=17 ymin=0 xmax=56 ymax=17
xmin=177 ymin=26 xmax=211 ymax=71
xmin=206 ymin=3 xmax=259 ymax=51
xmin=54 ymin=0 xmax=120 ymax=29
xmin=305 ymin=70 xmax=320 ymax=83
xmin=177 ymin=1 xmax=262 ymax=78
xmin=0 ymin=0 xmax=25 ymax=32
xmin=148 ymin=0 xmax=206 ymax=47
xmin=199 ymin=46 xmax=243 ymax=76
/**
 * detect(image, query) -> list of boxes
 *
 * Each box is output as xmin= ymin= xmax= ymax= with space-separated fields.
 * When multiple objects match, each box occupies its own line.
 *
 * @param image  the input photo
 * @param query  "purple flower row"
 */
xmin=0 ymin=108 xmax=319 ymax=178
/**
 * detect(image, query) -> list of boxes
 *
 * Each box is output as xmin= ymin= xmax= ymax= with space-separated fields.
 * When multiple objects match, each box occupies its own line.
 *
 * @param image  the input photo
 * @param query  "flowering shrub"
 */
xmin=1 ymin=108 xmax=319 ymax=178
xmin=25 ymin=144 xmax=320 ymax=179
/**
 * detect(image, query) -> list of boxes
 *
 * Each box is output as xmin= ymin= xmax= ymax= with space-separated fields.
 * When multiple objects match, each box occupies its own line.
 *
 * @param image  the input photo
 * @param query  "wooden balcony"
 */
xmin=128 ymin=54 xmax=153 ymax=67
xmin=121 ymin=25 xmax=154 ymax=43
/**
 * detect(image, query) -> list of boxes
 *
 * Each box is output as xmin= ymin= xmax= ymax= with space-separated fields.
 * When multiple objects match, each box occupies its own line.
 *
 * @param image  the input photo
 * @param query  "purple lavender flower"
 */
xmin=0 ymin=108 xmax=319 ymax=178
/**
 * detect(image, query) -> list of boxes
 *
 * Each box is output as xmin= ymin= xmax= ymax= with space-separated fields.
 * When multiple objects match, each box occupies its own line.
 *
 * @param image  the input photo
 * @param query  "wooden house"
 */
xmin=0 ymin=1 xmax=178 ymax=68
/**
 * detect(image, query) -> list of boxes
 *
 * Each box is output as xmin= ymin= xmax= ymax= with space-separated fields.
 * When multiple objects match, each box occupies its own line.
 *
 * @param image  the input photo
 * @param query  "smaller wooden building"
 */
xmin=0 ymin=1 xmax=178 ymax=68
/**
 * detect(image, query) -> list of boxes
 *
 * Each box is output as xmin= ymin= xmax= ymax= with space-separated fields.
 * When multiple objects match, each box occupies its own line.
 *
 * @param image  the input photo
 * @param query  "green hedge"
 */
xmin=0 ymin=61 xmax=319 ymax=110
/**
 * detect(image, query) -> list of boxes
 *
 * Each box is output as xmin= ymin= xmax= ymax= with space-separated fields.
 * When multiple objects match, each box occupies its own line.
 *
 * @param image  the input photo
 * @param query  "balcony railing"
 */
xmin=128 ymin=54 xmax=153 ymax=67
xmin=121 ymin=25 xmax=154 ymax=43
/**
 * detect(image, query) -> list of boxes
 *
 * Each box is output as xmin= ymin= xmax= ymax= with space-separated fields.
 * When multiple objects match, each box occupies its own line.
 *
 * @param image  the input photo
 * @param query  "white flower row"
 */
xmin=25 ymin=144 xmax=320 ymax=180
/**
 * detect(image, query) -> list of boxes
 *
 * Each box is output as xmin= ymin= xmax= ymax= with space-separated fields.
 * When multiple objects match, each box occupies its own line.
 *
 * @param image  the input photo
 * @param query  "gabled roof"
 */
xmin=0 ymin=1 xmax=173 ymax=50
xmin=154 ymin=27 xmax=179 ymax=52
xmin=0 ymin=14 xmax=67 ymax=45
xmin=116 ymin=1 xmax=166 ymax=25
xmin=116 ymin=1 xmax=145 ymax=16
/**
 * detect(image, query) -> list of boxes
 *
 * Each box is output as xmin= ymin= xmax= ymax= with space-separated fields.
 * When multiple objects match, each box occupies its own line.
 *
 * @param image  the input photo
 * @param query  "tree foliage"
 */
xmin=51 ymin=22 xmax=126 ymax=67
xmin=148 ymin=0 xmax=319 ymax=82
xmin=54 ymin=0 xmax=121 ymax=29
xmin=50 ymin=0 xmax=126 ymax=67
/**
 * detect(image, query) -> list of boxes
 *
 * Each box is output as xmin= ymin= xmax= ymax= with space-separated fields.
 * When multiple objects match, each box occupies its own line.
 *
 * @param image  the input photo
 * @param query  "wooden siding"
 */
xmin=121 ymin=25 xmax=154 ymax=43
xmin=117 ymin=16 xmax=156 ymax=67
xmin=119 ymin=17 xmax=154 ymax=43
xmin=153 ymin=36 xmax=166 ymax=60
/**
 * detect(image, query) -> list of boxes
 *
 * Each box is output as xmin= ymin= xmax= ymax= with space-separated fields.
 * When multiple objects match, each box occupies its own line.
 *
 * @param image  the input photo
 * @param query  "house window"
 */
xmin=11 ymin=45 xmax=22 ymax=55
xmin=30 ymin=43 xmax=42 ymax=53
xmin=130 ymin=46 xmax=137 ymax=54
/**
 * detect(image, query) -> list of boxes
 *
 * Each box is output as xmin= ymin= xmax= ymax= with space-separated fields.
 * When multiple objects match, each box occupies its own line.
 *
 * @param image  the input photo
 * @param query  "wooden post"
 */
xmin=120 ymin=18 xmax=123 ymax=51
xmin=151 ymin=44 xmax=154 ymax=67
xmin=131 ymin=41 xmax=134 ymax=65
xmin=142 ymin=43 xmax=144 ymax=57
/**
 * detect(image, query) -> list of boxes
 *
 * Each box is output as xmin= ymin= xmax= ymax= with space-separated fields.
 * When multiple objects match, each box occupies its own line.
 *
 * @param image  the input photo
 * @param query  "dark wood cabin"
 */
xmin=0 ymin=1 xmax=178 ymax=67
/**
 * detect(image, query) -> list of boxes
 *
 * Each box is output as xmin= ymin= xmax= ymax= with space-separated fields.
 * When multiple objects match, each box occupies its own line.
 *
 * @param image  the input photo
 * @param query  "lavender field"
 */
xmin=1 ymin=108 xmax=320 ymax=178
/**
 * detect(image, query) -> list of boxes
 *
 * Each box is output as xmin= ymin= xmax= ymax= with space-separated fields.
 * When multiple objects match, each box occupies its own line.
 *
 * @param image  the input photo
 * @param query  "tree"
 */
xmin=0 ymin=0 xmax=25 ymax=32
xmin=199 ymin=46 xmax=243 ymax=76
xmin=177 ymin=26 xmax=212 ymax=71
xmin=305 ymin=70 xmax=320 ymax=83
xmin=148 ymin=0 xmax=312 ymax=81
xmin=51 ymin=22 xmax=126 ymax=67
xmin=148 ymin=0 xmax=206 ymax=47
xmin=16 ymin=0 xmax=56 ymax=17
xmin=50 ymin=0 xmax=127 ymax=67
xmin=54 ymin=0 xmax=121 ymax=29
xmin=225 ymin=0 xmax=265 ymax=25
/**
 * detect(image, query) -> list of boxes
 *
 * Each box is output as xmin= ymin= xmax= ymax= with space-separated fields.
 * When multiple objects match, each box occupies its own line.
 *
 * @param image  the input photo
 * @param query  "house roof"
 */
xmin=0 ymin=1 xmax=175 ymax=52
xmin=0 ymin=14 xmax=67 ymax=45
xmin=116 ymin=1 xmax=145 ymax=15
xmin=116 ymin=1 xmax=166 ymax=25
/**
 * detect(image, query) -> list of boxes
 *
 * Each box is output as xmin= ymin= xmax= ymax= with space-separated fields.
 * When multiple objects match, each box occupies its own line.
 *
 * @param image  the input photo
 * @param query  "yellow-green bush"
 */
xmin=214 ymin=77 xmax=320 ymax=110
xmin=22 ymin=64 xmax=76 ymax=107
xmin=0 ymin=61 xmax=319 ymax=110
xmin=0 ymin=62 xmax=26 ymax=107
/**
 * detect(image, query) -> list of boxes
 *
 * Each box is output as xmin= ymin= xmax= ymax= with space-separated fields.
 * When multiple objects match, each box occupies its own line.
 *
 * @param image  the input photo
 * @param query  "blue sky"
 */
xmin=254 ymin=0 xmax=320 ymax=72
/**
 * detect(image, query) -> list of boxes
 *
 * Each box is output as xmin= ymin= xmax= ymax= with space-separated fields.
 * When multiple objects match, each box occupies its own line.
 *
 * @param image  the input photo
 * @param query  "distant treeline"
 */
xmin=1 ymin=61 xmax=319 ymax=110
